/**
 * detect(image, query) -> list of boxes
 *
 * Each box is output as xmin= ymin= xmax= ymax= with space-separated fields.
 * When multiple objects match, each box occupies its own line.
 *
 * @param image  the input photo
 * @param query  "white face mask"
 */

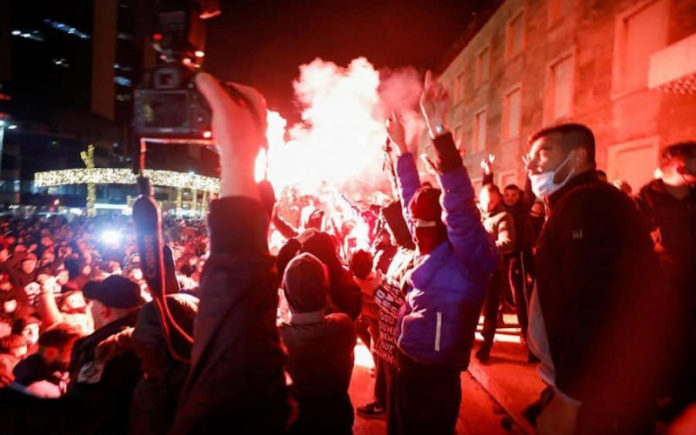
xmin=529 ymin=152 xmax=575 ymax=198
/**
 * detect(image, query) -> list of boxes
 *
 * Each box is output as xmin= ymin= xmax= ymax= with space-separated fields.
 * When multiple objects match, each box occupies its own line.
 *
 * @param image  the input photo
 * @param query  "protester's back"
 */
xmin=281 ymin=253 xmax=356 ymax=435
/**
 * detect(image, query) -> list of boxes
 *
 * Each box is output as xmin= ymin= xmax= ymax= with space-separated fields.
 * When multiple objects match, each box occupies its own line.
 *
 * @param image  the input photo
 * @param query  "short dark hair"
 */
xmin=660 ymin=141 xmax=696 ymax=163
xmin=529 ymin=123 xmax=596 ymax=163
xmin=38 ymin=324 xmax=81 ymax=349
xmin=349 ymin=249 xmax=373 ymax=280
xmin=504 ymin=184 xmax=521 ymax=192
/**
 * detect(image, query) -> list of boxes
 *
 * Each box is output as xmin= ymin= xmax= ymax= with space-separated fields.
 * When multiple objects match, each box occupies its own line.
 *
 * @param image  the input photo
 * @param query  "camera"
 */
xmin=133 ymin=64 xmax=211 ymax=139
xmin=132 ymin=0 xmax=220 ymax=140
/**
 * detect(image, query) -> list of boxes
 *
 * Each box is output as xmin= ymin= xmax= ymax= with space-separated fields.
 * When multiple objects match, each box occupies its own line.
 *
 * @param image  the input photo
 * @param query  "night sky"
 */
xmin=203 ymin=0 xmax=492 ymax=122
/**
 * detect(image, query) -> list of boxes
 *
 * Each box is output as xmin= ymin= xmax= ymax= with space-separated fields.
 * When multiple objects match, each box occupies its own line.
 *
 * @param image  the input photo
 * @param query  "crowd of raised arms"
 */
xmin=0 ymin=71 xmax=692 ymax=435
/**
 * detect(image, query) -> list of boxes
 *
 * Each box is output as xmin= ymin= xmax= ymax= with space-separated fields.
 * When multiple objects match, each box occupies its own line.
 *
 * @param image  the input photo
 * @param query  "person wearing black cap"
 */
xmin=66 ymin=274 xmax=145 ymax=434
xmin=281 ymin=253 xmax=356 ymax=435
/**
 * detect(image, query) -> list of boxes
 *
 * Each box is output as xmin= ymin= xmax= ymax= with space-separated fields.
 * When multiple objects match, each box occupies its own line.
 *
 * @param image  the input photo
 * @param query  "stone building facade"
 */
xmin=438 ymin=0 xmax=696 ymax=192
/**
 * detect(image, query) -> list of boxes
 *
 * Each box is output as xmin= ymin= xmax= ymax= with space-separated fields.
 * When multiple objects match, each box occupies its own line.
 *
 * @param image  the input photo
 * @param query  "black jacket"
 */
xmin=535 ymin=171 xmax=671 ymax=415
xmin=67 ymin=310 xmax=142 ymax=434
xmin=281 ymin=313 xmax=356 ymax=435
xmin=635 ymin=179 xmax=696 ymax=286
xmin=171 ymin=197 xmax=289 ymax=434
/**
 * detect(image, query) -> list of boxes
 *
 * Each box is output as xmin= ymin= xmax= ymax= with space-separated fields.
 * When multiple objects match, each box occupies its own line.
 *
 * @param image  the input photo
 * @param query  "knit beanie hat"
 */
xmin=282 ymin=253 xmax=328 ymax=314
xmin=409 ymin=185 xmax=443 ymax=227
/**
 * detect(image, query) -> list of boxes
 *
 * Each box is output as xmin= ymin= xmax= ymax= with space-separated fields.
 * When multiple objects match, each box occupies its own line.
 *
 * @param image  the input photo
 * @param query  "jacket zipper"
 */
xmin=435 ymin=311 xmax=442 ymax=352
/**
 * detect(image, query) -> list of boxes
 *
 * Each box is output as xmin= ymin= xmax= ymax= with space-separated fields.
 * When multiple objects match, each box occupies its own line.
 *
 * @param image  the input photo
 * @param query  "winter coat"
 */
xmin=394 ymin=133 xmax=498 ymax=370
xmin=534 ymin=170 xmax=675 ymax=425
xmin=170 ymin=197 xmax=289 ymax=434
xmin=635 ymin=179 xmax=696 ymax=285
xmin=67 ymin=310 xmax=142 ymax=434
xmin=481 ymin=204 xmax=516 ymax=259
xmin=281 ymin=314 xmax=355 ymax=435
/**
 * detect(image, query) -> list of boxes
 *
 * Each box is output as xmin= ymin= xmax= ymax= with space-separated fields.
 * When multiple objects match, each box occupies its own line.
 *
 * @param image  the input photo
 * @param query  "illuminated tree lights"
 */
xmin=34 ymin=168 xmax=220 ymax=193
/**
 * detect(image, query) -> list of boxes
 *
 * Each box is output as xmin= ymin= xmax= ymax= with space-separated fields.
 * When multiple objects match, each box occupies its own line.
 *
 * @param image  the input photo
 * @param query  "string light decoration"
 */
xmin=79 ymin=145 xmax=96 ymax=217
xmin=35 ymin=168 xmax=221 ymax=194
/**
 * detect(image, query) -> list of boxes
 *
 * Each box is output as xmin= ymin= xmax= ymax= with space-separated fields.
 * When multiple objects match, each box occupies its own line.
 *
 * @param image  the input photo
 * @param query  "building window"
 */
xmin=454 ymin=72 xmax=465 ymax=103
xmin=503 ymin=86 xmax=522 ymax=139
xmin=454 ymin=124 xmax=463 ymax=149
xmin=476 ymin=46 xmax=491 ymax=87
xmin=612 ymin=0 xmax=669 ymax=96
xmin=546 ymin=53 xmax=574 ymax=122
xmin=607 ymin=136 xmax=659 ymax=192
xmin=472 ymin=109 xmax=487 ymax=153
xmin=549 ymin=0 xmax=574 ymax=24
xmin=505 ymin=11 xmax=524 ymax=60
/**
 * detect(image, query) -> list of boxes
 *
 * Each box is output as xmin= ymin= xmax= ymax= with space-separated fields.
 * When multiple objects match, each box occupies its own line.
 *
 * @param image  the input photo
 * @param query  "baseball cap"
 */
xmin=83 ymin=275 xmax=144 ymax=309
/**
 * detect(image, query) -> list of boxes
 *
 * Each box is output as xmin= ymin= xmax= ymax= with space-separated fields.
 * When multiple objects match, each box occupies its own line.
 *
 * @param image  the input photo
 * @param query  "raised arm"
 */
xmin=386 ymin=112 xmax=420 ymax=237
xmin=420 ymin=71 xmax=498 ymax=275
xmin=171 ymin=74 xmax=288 ymax=433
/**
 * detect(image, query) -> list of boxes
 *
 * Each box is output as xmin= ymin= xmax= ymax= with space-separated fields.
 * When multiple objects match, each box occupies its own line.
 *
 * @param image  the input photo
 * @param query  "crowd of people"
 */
xmin=0 ymin=70 xmax=691 ymax=435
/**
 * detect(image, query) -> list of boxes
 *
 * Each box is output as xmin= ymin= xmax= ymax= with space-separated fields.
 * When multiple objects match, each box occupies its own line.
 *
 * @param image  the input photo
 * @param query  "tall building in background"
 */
xmin=438 ymin=0 xmax=696 ymax=193
xmin=0 ymin=0 xmax=210 ymax=210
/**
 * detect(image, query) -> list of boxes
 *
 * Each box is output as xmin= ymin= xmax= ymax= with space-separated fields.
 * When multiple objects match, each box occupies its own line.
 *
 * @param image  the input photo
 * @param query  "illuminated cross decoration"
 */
xmin=80 ymin=144 xmax=96 ymax=217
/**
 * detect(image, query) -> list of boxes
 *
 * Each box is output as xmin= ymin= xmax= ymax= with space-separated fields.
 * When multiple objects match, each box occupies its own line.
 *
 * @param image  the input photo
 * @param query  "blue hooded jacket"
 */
xmin=394 ymin=145 xmax=498 ymax=370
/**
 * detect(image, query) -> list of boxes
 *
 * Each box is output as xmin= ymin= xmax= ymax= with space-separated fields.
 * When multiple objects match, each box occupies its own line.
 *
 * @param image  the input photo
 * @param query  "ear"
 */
xmin=101 ymin=305 xmax=112 ymax=320
xmin=43 ymin=346 xmax=58 ymax=361
xmin=573 ymin=147 xmax=588 ymax=164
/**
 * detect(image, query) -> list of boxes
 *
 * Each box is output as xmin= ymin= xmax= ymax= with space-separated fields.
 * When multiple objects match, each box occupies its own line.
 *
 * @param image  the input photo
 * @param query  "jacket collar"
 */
xmin=547 ymin=170 xmax=600 ymax=211
xmin=409 ymin=241 xmax=449 ymax=289
xmin=482 ymin=203 xmax=507 ymax=219
xmin=289 ymin=310 xmax=324 ymax=325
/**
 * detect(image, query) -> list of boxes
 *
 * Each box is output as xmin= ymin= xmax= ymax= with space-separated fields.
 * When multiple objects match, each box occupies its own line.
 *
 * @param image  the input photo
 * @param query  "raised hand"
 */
xmin=480 ymin=154 xmax=495 ymax=175
xmin=195 ymin=73 xmax=267 ymax=200
xmin=385 ymin=111 xmax=408 ymax=155
xmin=419 ymin=70 xmax=450 ymax=137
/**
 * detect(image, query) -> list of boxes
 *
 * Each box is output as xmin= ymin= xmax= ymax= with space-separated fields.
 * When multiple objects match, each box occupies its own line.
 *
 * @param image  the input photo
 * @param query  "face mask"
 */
xmin=530 ymin=152 xmax=575 ymax=198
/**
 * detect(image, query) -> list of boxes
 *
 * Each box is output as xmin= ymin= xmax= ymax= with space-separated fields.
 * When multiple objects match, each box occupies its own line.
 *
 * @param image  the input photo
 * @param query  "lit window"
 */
xmin=472 ymin=109 xmax=487 ymax=153
xmin=549 ymin=0 xmax=574 ymax=24
xmin=612 ymin=0 xmax=669 ymax=95
xmin=11 ymin=29 xmax=44 ymax=41
xmin=503 ymin=87 xmax=522 ymax=139
xmin=43 ymin=19 xmax=90 ymax=40
xmin=114 ymin=76 xmax=133 ymax=87
xmin=505 ymin=12 xmax=524 ymax=60
xmin=52 ymin=58 xmax=70 ymax=68
xmin=476 ymin=46 xmax=490 ymax=87
xmin=546 ymin=54 xmax=574 ymax=122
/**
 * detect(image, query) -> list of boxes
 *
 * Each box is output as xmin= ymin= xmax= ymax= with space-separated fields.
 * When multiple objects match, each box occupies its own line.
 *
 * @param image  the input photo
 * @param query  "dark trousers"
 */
xmin=374 ymin=356 xmax=395 ymax=407
xmin=388 ymin=351 xmax=461 ymax=435
xmin=480 ymin=268 xmax=502 ymax=353
xmin=508 ymin=252 xmax=531 ymax=338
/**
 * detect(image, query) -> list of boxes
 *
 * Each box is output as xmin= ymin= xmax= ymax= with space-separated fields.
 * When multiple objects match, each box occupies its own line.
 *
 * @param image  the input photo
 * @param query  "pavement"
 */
xmin=469 ymin=313 xmax=546 ymax=434
xmin=350 ymin=313 xmax=545 ymax=435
